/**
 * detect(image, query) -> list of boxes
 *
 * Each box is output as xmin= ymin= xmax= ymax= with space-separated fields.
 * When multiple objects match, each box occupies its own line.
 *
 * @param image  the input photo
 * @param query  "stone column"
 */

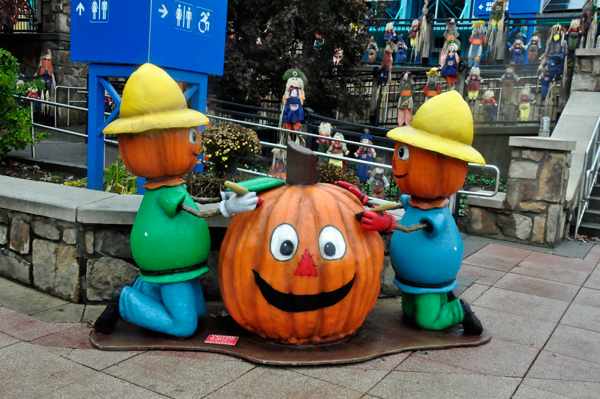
xmin=572 ymin=49 xmax=600 ymax=93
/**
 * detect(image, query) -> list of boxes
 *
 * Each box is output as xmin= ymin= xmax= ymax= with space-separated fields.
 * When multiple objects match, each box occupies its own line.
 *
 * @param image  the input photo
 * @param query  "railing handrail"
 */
xmin=574 ymin=115 xmax=600 ymax=238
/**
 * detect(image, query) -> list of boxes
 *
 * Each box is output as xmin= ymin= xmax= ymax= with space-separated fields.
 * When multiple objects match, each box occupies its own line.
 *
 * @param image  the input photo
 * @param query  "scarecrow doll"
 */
xmin=379 ymin=45 xmax=393 ymax=87
xmin=486 ymin=0 xmax=507 ymax=59
xmin=367 ymin=36 xmax=378 ymax=64
xmin=567 ymin=18 xmax=582 ymax=53
xmin=518 ymin=87 xmax=534 ymax=121
xmin=281 ymin=69 xmax=307 ymax=134
xmin=440 ymin=41 xmax=460 ymax=91
xmin=397 ymin=72 xmax=414 ymax=126
xmin=384 ymin=22 xmax=397 ymax=42
xmin=396 ymin=34 xmax=408 ymax=64
xmin=337 ymin=92 xmax=485 ymax=336
xmin=441 ymin=18 xmax=460 ymax=62
xmin=465 ymin=67 xmax=483 ymax=102
xmin=423 ymin=68 xmax=443 ymax=101
xmin=408 ymin=18 xmax=422 ymax=47
xmin=526 ymin=32 xmax=543 ymax=63
xmin=468 ymin=21 xmax=486 ymax=67
xmin=366 ymin=162 xmax=389 ymax=200
xmin=355 ymin=132 xmax=376 ymax=182
xmin=500 ymin=62 xmax=520 ymax=103
xmin=317 ymin=122 xmax=332 ymax=163
xmin=94 ymin=64 xmax=258 ymax=338
xmin=510 ymin=34 xmax=526 ymax=64
xmin=481 ymin=89 xmax=498 ymax=122
xmin=327 ymin=132 xmax=349 ymax=169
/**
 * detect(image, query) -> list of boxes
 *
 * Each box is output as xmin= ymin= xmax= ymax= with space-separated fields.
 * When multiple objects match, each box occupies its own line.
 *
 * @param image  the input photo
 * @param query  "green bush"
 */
xmin=0 ymin=48 xmax=46 ymax=158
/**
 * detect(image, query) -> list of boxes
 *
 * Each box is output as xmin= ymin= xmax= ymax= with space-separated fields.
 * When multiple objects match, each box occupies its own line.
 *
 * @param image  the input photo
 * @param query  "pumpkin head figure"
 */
xmin=219 ymin=143 xmax=384 ymax=345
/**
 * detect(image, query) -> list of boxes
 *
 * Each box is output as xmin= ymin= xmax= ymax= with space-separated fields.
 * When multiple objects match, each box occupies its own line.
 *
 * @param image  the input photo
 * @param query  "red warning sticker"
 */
xmin=204 ymin=334 xmax=239 ymax=345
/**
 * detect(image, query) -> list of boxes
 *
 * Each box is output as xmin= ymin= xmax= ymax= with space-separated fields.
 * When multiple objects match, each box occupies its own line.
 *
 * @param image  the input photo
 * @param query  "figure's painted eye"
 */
xmin=270 ymin=224 xmax=299 ymax=262
xmin=397 ymin=145 xmax=410 ymax=161
xmin=318 ymin=226 xmax=346 ymax=261
xmin=189 ymin=128 xmax=199 ymax=144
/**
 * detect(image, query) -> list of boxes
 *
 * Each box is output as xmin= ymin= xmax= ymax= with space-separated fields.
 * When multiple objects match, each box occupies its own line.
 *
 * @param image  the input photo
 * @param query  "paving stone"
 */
xmin=407 ymin=338 xmax=539 ymax=377
xmin=345 ymin=352 xmax=410 ymax=371
xmin=458 ymin=283 xmax=489 ymax=303
xmin=0 ymin=331 xmax=19 ymax=349
xmin=553 ymin=240 xmax=594 ymax=259
xmin=29 ymin=323 xmax=94 ymax=349
xmin=512 ymin=252 xmax=593 ymax=286
xmin=41 ymin=346 xmax=74 ymax=356
xmin=461 ymin=237 xmax=489 ymax=258
xmin=105 ymin=353 xmax=256 ymax=398
xmin=146 ymin=350 xmax=242 ymax=362
xmin=44 ymin=371 xmax=168 ymax=399
xmin=523 ymin=378 xmax=600 ymax=398
xmin=584 ymin=267 xmax=600 ymax=290
xmin=571 ymin=287 xmax=600 ymax=308
xmin=527 ymin=351 xmax=600 ymax=382
xmin=31 ymin=303 xmax=85 ymax=323
xmin=512 ymin=384 xmax=569 ymax=399
xmin=463 ymin=244 xmax=531 ymax=272
xmin=0 ymin=277 xmax=67 ymax=314
xmin=473 ymin=287 xmax=569 ymax=323
xmin=395 ymin=354 xmax=480 ymax=375
xmin=65 ymin=349 xmax=142 ymax=371
xmin=493 ymin=273 xmax=580 ymax=302
xmin=31 ymin=220 xmax=60 ymax=240
xmin=561 ymin=303 xmax=600 ymax=333
xmin=545 ymin=325 xmax=600 ymax=364
xmin=9 ymin=218 xmax=30 ymax=254
xmin=458 ymin=264 xmax=506 ymax=286
xmin=368 ymin=372 xmax=520 ymax=399
xmin=0 ymin=248 xmax=31 ymax=284
xmin=292 ymin=366 xmax=389 ymax=393
xmin=82 ymin=304 xmax=106 ymax=322
xmin=0 ymin=306 xmax=77 ymax=341
xmin=470 ymin=306 xmax=556 ymax=349
xmin=203 ymin=366 xmax=363 ymax=399
xmin=0 ymin=342 xmax=97 ymax=399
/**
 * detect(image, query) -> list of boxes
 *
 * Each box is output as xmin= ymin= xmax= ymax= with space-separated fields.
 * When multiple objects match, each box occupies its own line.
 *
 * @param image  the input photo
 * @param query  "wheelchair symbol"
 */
xmin=198 ymin=11 xmax=210 ymax=33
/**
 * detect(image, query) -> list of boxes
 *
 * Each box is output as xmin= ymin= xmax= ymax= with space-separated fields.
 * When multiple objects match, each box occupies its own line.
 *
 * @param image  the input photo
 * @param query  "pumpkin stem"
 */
xmin=286 ymin=141 xmax=318 ymax=186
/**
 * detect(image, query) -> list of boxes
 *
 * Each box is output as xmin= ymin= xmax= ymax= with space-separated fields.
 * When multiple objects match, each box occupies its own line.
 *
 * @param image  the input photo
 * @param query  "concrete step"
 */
xmin=578 ymin=222 xmax=600 ymax=238
xmin=582 ymin=211 xmax=600 ymax=224
xmin=591 ymin=185 xmax=600 ymax=197
xmin=585 ymin=209 xmax=600 ymax=215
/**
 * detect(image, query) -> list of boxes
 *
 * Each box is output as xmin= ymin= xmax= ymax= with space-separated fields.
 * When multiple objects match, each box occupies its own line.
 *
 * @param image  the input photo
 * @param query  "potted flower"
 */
xmin=201 ymin=122 xmax=262 ymax=177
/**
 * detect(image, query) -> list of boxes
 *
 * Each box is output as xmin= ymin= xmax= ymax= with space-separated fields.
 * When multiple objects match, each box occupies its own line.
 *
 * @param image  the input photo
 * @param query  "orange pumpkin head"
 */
xmin=392 ymin=142 xmax=468 ymax=200
xmin=118 ymin=127 xmax=201 ymax=187
xmin=219 ymin=143 xmax=384 ymax=345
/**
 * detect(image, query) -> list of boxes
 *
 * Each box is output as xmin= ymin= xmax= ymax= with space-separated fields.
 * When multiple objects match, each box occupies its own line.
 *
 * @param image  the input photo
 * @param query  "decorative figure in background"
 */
xmin=34 ymin=49 xmax=55 ymax=112
xmin=367 ymin=36 xmax=378 ymax=64
xmin=500 ymin=63 xmax=519 ymax=103
xmin=423 ymin=68 xmax=443 ymax=101
xmin=379 ymin=45 xmax=393 ymax=87
xmin=366 ymin=162 xmax=389 ymax=199
xmin=409 ymin=18 xmax=422 ymax=47
xmin=441 ymin=18 xmax=460 ymax=62
xmin=355 ymin=131 xmax=376 ymax=182
xmin=581 ymin=0 xmax=597 ymax=49
xmin=509 ymin=34 xmax=526 ymax=64
xmin=317 ymin=122 xmax=332 ymax=163
xmin=383 ymin=22 xmax=396 ymax=42
xmin=468 ymin=21 xmax=486 ymax=67
xmin=104 ymin=91 xmax=114 ymax=113
xmin=327 ymin=132 xmax=349 ymax=169
xmin=342 ymin=92 xmax=485 ymax=336
xmin=333 ymin=48 xmax=344 ymax=65
xmin=411 ymin=0 xmax=433 ymax=62
xmin=526 ymin=32 xmax=543 ymax=63
xmin=396 ymin=34 xmax=407 ymax=63
xmin=440 ymin=41 xmax=460 ymax=91
xmin=281 ymin=69 xmax=307 ymax=135
xmin=26 ymin=86 xmax=41 ymax=112
xmin=219 ymin=142 xmax=384 ymax=345
xmin=567 ymin=18 xmax=582 ymax=53
xmin=541 ymin=23 xmax=567 ymax=68
xmin=481 ymin=89 xmax=498 ymax=122
xmin=517 ymin=86 xmax=534 ymax=121
xmin=94 ymin=64 xmax=259 ymax=338
xmin=397 ymin=72 xmax=414 ymax=126
xmin=539 ymin=63 xmax=553 ymax=100
xmin=486 ymin=0 xmax=507 ymax=60
xmin=465 ymin=67 xmax=483 ymax=103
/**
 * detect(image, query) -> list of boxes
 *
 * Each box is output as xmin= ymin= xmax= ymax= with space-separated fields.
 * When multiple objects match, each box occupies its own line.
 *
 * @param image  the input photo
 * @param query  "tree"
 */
xmin=209 ymin=0 xmax=380 ymax=118
xmin=0 ymin=0 xmax=30 ymax=28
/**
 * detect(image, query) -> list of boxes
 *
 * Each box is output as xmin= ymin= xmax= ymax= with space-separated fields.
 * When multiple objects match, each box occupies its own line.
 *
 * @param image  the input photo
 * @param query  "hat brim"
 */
xmin=103 ymin=108 xmax=209 ymax=134
xmin=387 ymin=126 xmax=485 ymax=165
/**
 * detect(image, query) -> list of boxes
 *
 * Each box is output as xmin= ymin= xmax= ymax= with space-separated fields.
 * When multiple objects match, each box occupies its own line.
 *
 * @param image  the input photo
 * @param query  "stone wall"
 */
xmin=466 ymin=137 xmax=576 ymax=247
xmin=572 ymin=49 xmax=600 ymax=93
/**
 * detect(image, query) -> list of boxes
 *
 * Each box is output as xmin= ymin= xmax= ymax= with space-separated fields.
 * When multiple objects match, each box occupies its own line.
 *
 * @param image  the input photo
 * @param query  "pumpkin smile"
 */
xmin=252 ymin=270 xmax=355 ymax=312
xmin=393 ymin=173 xmax=408 ymax=179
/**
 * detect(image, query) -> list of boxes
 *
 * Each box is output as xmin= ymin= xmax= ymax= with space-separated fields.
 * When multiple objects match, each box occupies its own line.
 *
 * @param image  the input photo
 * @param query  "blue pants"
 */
xmin=119 ymin=277 xmax=206 ymax=337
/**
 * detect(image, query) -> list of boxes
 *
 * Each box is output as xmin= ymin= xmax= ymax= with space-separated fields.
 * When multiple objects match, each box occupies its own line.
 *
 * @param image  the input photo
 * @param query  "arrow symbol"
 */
xmin=479 ymin=4 xmax=483 ymax=9
xmin=159 ymin=4 xmax=168 ymax=18
xmin=76 ymin=2 xmax=84 ymax=16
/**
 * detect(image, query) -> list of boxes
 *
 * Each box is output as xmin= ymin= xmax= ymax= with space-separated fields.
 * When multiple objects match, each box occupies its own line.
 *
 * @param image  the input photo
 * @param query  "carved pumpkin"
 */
xmin=219 ymin=143 xmax=384 ymax=345
xmin=392 ymin=142 xmax=467 ymax=200
xmin=118 ymin=127 xmax=201 ymax=181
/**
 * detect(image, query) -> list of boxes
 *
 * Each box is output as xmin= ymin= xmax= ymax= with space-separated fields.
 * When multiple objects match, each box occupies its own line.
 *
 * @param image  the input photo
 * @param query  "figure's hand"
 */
xmin=220 ymin=192 xmax=259 ymax=217
xmin=355 ymin=211 xmax=396 ymax=232
xmin=334 ymin=181 xmax=368 ymax=205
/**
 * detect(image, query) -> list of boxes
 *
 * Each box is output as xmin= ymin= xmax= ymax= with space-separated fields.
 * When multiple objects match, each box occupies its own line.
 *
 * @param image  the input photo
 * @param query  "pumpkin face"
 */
xmin=118 ymin=127 xmax=201 ymax=179
xmin=219 ymin=183 xmax=384 ymax=345
xmin=392 ymin=142 xmax=467 ymax=199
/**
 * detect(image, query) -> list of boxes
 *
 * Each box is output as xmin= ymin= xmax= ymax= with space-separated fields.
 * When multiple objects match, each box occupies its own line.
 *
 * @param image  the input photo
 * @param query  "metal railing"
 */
xmin=10 ymin=5 xmax=39 ymax=33
xmin=574 ymin=116 xmax=600 ymax=238
xmin=54 ymin=86 xmax=88 ymax=127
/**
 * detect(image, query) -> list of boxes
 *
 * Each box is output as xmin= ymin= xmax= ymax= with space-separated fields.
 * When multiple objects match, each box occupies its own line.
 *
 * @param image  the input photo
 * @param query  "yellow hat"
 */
xmin=103 ymin=63 xmax=209 ymax=134
xmin=426 ymin=67 xmax=441 ymax=76
xmin=472 ymin=20 xmax=486 ymax=28
xmin=387 ymin=91 xmax=485 ymax=165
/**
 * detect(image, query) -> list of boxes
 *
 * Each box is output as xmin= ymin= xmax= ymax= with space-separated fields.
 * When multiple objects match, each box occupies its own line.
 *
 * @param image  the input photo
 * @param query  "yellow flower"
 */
xmin=222 ymin=156 xmax=228 ymax=161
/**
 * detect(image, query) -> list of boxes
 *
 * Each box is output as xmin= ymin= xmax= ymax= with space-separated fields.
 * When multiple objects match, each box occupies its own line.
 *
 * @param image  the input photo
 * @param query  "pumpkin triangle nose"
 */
xmin=295 ymin=249 xmax=318 ymax=277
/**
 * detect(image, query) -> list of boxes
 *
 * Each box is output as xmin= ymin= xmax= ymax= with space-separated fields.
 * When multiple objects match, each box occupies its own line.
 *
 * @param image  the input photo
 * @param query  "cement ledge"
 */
xmin=467 ymin=192 xmax=506 ymax=210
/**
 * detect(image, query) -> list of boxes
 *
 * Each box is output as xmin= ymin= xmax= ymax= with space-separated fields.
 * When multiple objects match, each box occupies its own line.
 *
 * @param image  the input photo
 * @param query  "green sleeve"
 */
xmin=157 ymin=190 xmax=186 ymax=218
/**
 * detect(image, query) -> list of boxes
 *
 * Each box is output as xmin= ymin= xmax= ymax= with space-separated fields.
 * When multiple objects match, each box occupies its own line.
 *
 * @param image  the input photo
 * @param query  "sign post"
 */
xmin=71 ymin=0 xmax=227 ymax=191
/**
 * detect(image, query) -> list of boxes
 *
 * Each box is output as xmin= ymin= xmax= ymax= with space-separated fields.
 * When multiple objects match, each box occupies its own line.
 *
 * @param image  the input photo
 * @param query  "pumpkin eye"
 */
xmin=397 ymin=145 xmax=410 ymax=161
xmin=189 ymin=128 xmax=199 ymax=144
xmin=270 ymin=224 xmax=299 ymax=262
xmin=318 ymin=226 xmax=346 ymax=261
